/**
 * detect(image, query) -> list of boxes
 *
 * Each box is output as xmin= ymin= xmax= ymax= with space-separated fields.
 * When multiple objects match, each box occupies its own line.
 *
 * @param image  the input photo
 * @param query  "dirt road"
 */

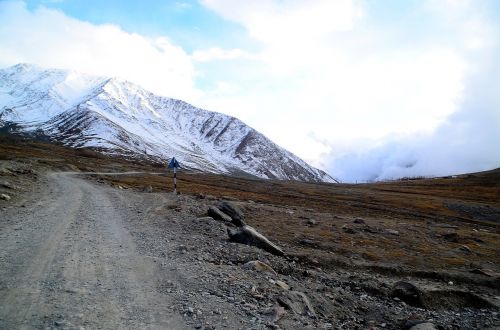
xmin=0 ymin=172 xmax=186 ymax=329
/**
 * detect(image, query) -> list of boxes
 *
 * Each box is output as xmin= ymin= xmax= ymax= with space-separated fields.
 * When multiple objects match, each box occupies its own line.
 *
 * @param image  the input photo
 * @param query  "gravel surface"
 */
xmin=0 ymin=171 xmax=499 ymax=329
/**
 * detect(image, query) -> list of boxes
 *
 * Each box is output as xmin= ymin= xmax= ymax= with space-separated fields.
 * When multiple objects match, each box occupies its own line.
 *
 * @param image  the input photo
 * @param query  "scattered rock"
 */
xmin=386 ymin=229 xmax=399 ymax=236
xmin=306 ymin=219 xmax=317 ymax=226
xmin=207 ymin=206 xmax=232 ymax=223
xmin=390 ymin=281 xmax=423 ymax=307
xmin=0 ymin=168 xmax=12 ymax=175
xmin=277 ymin=291 xmax=316 ymax=317
xmin=275 ymin=280 xmax=290 ymax=290
xmin=441 ymin=232 xmax=459 ymax=242
xmin=143 ymin=185 xmax=153 ymax=193
xmin=459 ymin=245 xmax=472 ymax=253
xmin=195 ymin=216 xmax=217 ymax=224
xmin=362 ymin=225 xmax=381 ymax=234
xmin=0 ymin=193 xmax=11 ymax=201
xmin=242 ymin=260 xmax=277 ymax=276
xmin=298 ymin=239 xmax=319 ymax=249
xmin=227 ymin=225 xmax=284 ymax=256
xmin=353 ymin=218 xmax=365 ymax=224
xmin=342 ymin=225 xmax=356 ymax=234
xmin=219 ymin=201 xmax=246 ymax=226
xmin=263 ymin=305 xmax=286 ymax=323
xmin=1 ymin=181 xmax=15 ymax=189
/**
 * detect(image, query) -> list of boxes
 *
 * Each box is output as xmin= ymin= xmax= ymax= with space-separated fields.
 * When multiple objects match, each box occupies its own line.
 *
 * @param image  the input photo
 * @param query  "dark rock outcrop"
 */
xmin=219 ymin=201 xmax=246 ymax=226
xmin=227 ymin=225 xmax=284 ymax=256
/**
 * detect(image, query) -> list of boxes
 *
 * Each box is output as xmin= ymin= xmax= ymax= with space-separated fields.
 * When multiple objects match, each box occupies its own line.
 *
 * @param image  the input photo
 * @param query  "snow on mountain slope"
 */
xmin=0 ymin=64 xmax=335 ymax=183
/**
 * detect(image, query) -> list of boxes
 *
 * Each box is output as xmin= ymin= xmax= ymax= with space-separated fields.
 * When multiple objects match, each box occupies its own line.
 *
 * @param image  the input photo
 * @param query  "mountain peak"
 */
xmin=0 ymin=64 xmax=335 ymax=183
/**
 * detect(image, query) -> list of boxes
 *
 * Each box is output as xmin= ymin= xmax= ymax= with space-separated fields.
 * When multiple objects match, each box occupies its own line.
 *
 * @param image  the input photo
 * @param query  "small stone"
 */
xmin=275 ymin=280 xmax=290 ymax=290
xmin=277 ymin=291 xmax=316 ymax=317
xmin=407 ymin=322 xmax=438 ymax=330
xmin=1 ymin=181 xmax=15 ymax=189
xmin=0 ymin=194 xmax=11 ymax=201
xmin=342 ymin=225 xmax=356 ymax=234
xmin=353 ymin=218 xmax=365 ymax=224
xmin=459 ymin=245 xmax=472 ymax=253
xmin=243 ymin=260 xmax=277 ymax=276
xmin=188 ymin=307 xmax=194 ymax=314
xmin=307 ymin=219 xmax=317 ymax=226
xmin=143 ymin=185 xmax=153 ymax=193
xmin=386 ymin=229 xmax=399 ymax=235
xmin=263 ymin=305 xmax=287 ymax=323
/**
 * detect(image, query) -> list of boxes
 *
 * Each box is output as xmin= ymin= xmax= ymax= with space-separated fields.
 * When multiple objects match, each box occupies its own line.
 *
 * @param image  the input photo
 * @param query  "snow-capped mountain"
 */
xmin=0 ymin=64 xmax=335 ymax=183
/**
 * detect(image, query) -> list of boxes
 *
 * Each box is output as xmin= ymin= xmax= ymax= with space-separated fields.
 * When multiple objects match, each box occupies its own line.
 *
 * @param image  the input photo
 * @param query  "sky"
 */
xmin=1 ymin=0 xmax=499 ymax=182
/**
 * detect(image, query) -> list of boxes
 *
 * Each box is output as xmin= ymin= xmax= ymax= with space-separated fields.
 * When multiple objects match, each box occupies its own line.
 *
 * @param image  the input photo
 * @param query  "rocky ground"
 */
xmin=0 ymin=137 xmax=499 ymax=329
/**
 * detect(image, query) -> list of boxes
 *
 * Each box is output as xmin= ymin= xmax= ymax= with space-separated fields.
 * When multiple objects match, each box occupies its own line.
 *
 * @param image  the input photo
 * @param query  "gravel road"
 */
xmin=0 ymin=172 xmax=186 ymax=329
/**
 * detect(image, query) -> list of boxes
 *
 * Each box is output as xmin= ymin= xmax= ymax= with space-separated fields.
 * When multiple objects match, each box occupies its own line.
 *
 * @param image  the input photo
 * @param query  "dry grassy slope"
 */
xmin=1 ymin=135 xmax=499 ymax=278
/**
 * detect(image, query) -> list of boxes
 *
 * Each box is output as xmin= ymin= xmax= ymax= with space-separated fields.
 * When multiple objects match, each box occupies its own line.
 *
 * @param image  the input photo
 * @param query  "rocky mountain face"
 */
xmin=0 ymin=64 xmax=335 ymax=182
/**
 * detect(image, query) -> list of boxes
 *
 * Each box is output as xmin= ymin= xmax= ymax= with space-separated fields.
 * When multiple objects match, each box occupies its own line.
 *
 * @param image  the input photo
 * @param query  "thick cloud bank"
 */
xmin=326 ymin=48 xmax=500 ymax=182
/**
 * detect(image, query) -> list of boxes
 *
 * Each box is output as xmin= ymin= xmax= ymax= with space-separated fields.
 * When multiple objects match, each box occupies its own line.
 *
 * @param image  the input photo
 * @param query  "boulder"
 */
xmin=207 ymin=206 xmax=232 ymax=223
xmin=219 ymin=201 xmax=246 ymax=226
xmin=277 ymin=291 xmax=316 ymax=317
xmin=391 ymin=281 xmax=423 ymax=307
xmin=227 ymin=225 xmax=284 ymax=256
xmin=242 ymin=260 xmax=277 ymax=275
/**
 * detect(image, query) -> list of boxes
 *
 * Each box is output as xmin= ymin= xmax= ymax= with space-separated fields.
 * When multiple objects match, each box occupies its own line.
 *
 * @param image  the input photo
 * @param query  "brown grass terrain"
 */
xmin=2 ymin=135 xmax=499 ymax=281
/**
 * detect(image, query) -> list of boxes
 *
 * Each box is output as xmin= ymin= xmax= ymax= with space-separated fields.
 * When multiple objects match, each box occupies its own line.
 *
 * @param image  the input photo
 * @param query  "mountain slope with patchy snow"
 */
xmin=0 ymin=64 xmax=335 ymax=183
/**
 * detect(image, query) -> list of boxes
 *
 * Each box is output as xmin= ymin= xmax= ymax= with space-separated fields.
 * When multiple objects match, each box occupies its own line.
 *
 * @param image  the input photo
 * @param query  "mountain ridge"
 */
xmin=0 ymin=63 xmax=336 ymax=183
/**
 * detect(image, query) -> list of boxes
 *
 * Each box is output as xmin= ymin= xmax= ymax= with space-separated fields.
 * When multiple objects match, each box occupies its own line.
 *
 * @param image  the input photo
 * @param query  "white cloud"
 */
xmin=324 ymin=33 xmax=500 ymax=182
xmin=201 ymin=0 xmax=363 ymax=44
xmin=199 ymin=0 xmax=499 ymax=180
xmin=0 ymin=1 xmax=200 ymax=101
xmin=191 ymin=47 xmax=255 ymax=62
